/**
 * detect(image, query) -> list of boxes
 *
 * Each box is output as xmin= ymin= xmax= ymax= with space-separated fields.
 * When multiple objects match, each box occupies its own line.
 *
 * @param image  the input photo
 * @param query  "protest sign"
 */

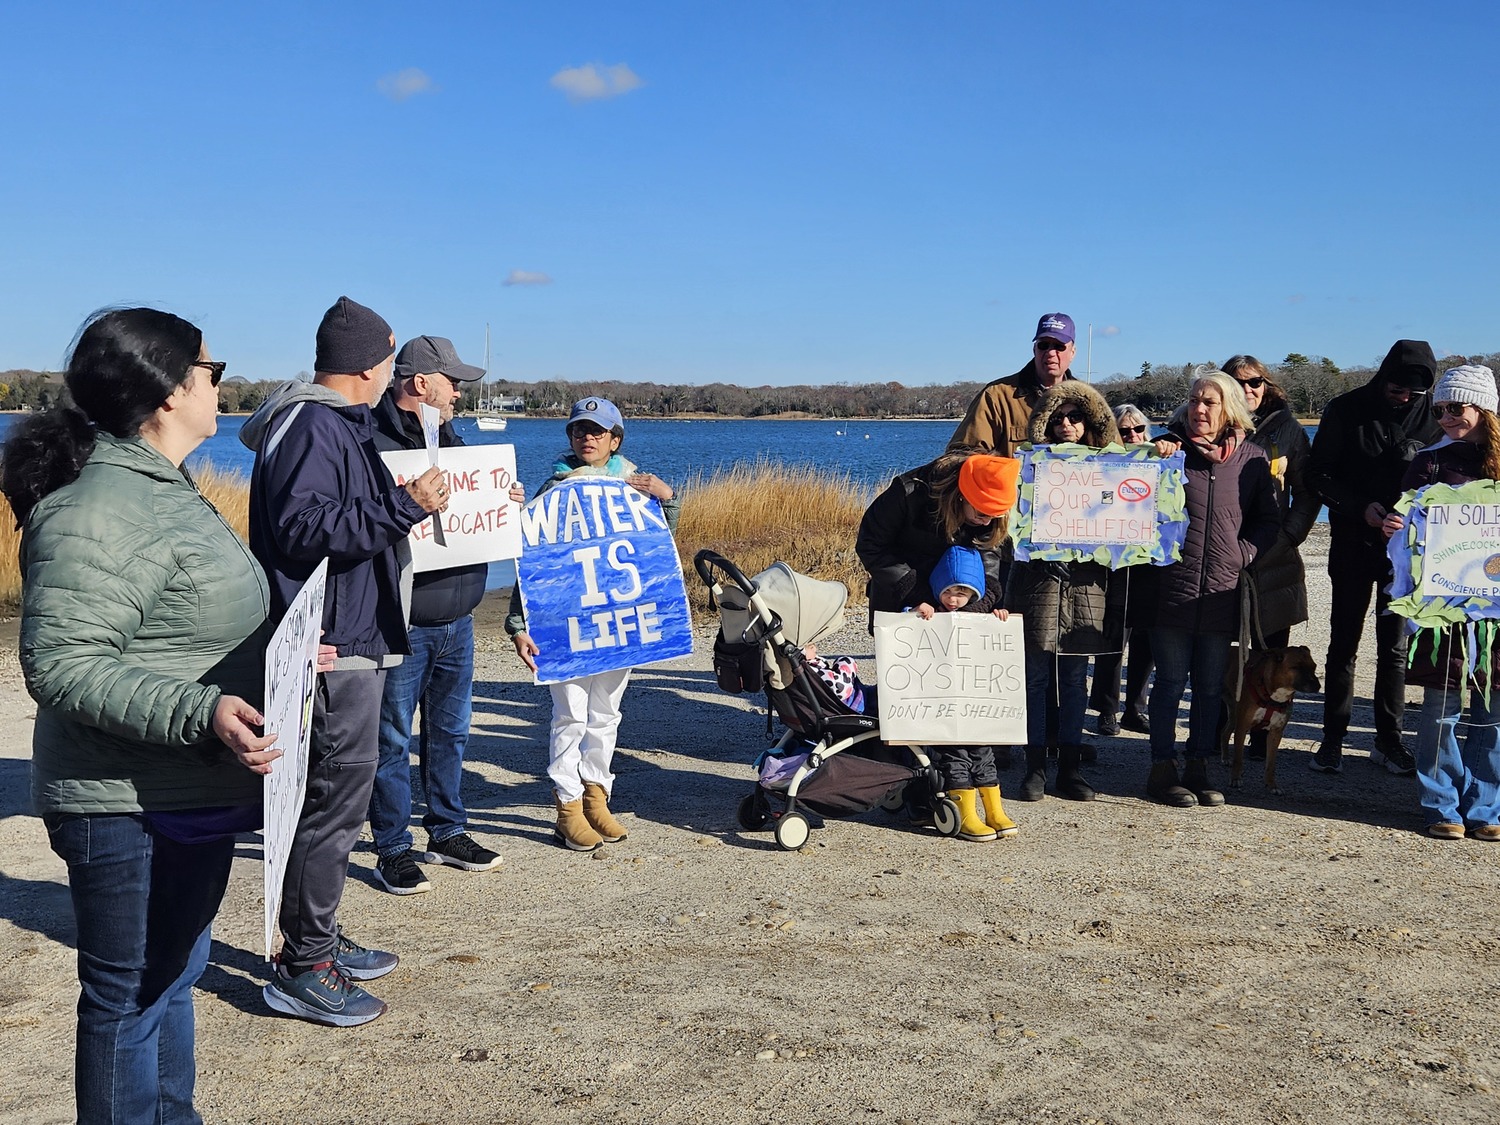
xmin=1388 ymin=479 xmax=1500 ymax=627
xmin=262 ymin=558 xmax=326 ymax=960
xmin=1011 ymin=445 xmax=1187 ymax=568
xmin=1420 ymin=502 xmax=1500 ymax=600
xmin=516 ymin=476 xmax=693 ymax=684
xmin=873 ymin=610 xmax=1027 ymax=744
xmin=381 ymin=445 xmax=522 ymax=571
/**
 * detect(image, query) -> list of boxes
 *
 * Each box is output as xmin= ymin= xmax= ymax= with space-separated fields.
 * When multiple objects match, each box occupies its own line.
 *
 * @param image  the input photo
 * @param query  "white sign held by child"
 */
xmin=872 ymin=611 xmax=1027 ymax=744
xmin=1419 ymin=502 xmax=1500 ymax=600
xmin=262 ymin=559 xmax=327 ymax=960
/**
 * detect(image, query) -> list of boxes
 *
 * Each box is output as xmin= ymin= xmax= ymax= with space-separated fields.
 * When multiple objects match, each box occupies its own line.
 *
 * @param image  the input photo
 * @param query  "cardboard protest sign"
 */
xmin=872 ymin=610 xmax=1027 ymax=744
xmin=262 ymin=558 xmax=327 ymax=960
xmin=1011 ymin=445 xmax=1187 ymax=568
xmin=1389 ymin=479 xmax=1500 ymax=626
xmin=516 ymin=476 xmax=693 ymax=684
xmin=381 ymin=445 xmax=522 ymax=571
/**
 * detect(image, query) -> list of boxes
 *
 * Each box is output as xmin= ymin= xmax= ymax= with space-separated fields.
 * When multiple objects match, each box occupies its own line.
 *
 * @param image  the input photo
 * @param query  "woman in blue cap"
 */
xmin=506 ymin=398 xmax=679 ymax=851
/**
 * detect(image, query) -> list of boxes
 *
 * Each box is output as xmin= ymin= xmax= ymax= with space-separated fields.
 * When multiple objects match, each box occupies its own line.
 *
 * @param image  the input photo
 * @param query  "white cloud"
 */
xmin=378 ymin=68 xmax=436 ymax=102
xmin=1098 ymin=325 xmax=1121 ymax=337
xmin=503 ymin=270 xmax=553 ymax=287
xmin=549 ymin=62 xmax=644 ymax=102
xmin=1287 ymin=294 xmax=1306 ymax=304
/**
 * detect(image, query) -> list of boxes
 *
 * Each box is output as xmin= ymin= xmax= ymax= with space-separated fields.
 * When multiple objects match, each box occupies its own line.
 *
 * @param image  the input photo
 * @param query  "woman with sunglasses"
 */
xmin=1089 ymin=404 xmax=1156 ymax=735
xmin=2 ymin=308 xmax=278 ymax=1122
xmin=1009 ymin=382 xmax=1121 ymax=802
xmin=1142 ymin=369 xmax=1280 ymax=807
xmin=1223 ymin=357 xmax=1321 ymax=740
xmin=1381 ymin=365 xmax=1500 ymax=841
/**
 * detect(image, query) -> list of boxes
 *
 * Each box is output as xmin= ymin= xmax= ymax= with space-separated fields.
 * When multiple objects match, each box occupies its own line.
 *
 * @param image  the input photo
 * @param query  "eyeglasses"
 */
xmin=1053 ymin=410 xmax=1085 ymax=426
xmin=1438 ymin=402 xmax=1476 ymax=418
xmin=1119 ymin=424 xmax=1148 ymax=436
xmin=568 ymin=422 xmax=610 ymax=438
xmin=192 ymin=360 xmax=226 ymax=387
xmin=1035 ymin=340 xmax=1069 ymax=353
xmin=1235 ymin=377 xmax=1265 ymax=390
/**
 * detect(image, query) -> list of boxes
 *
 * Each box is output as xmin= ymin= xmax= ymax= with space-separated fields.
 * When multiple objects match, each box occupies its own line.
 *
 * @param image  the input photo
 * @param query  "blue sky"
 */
xmin=2 ymin=1 xmax=1494 ymax=385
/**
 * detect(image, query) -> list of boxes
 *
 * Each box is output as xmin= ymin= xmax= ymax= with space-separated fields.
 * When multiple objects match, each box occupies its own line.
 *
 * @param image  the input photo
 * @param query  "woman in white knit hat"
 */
xmin=1382 ymin=364 xmax=1500 ymax=841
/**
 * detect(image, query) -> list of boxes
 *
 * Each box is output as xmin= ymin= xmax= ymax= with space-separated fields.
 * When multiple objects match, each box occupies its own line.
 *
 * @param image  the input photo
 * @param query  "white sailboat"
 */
xmin=474 ymin=323 xmax=508 ymax=431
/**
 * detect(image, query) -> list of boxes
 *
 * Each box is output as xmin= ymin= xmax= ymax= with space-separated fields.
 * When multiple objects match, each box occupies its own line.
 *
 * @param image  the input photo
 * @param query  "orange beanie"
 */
xmin=957 ymin=455 xmax=1021 ymax=516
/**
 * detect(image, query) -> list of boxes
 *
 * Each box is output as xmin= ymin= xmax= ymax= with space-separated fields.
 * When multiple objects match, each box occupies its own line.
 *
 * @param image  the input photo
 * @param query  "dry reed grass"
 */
xmin=0 ymin=461 xmax=874 ymax=615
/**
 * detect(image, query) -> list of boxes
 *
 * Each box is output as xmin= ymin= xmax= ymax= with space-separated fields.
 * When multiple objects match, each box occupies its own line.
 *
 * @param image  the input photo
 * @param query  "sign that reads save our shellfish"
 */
xmin=1420 ymin=502 xmax=1500 ymax=600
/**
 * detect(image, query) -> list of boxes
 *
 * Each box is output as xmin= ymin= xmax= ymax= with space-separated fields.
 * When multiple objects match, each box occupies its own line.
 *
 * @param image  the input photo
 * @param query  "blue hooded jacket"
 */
xmin=929 ymin=545 xmax=986 ymax=608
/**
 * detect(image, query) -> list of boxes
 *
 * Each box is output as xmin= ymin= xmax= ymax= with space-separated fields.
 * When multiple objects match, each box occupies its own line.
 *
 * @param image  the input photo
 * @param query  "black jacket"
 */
xmin=371 ymin=392 xmax=488 ymax=626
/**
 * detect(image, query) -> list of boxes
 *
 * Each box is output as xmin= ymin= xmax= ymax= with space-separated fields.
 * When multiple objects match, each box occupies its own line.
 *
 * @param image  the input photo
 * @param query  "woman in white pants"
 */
xmin=506 ymin=398 xmax=679 ymax=850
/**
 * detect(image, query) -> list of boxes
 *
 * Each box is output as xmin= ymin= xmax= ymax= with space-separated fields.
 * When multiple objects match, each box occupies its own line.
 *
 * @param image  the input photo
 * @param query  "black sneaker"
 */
xmin=1098 ymin=712 xmax=1121 ymax=737
xmin=263 ymin=961 xmax=387 ymax=1027
xmin=334 ymin=926 xmax=398 ymax=981
xmin=1120 ymin=710 xmax=1149 ymax=734
xmin=1309 ymin=744 xmax=1343 ymax=774
xmin=375 ymin=849 xmax=432 ymax=895
xmin=1371 ymin=744 xmax=1417 ymax=776
xmin=420 ymin=832 xmax=503 ymax=872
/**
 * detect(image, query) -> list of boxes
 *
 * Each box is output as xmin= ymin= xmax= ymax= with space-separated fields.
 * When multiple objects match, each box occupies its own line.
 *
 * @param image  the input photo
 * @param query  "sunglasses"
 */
xmin=1120 ymin=424 xmax=1148 ymax=436
xmin=1035 ymin=340 xmax=1069 ymax=353
xmin=192 ymin=360 xmax=226 ymax=387
xmin=1053 ymin=410 xmax=1086 ymax=426
xmin=1438 ymin=402 xmax=1476 ymax=418
xmin=1235 ymin=377 xmax=1265 ymax=389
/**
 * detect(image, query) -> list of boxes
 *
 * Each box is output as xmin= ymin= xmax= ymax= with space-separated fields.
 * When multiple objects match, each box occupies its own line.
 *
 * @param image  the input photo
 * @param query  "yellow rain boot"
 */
xmin=977 ymin=784 xmax=1019 ymax=838
xmin=581 ymin=782 xmax=628 ymax=843
xmin=554 ymin=793 xmax=604 ymax=852
xmin=950 ymin=788 xmax=998 ymax=842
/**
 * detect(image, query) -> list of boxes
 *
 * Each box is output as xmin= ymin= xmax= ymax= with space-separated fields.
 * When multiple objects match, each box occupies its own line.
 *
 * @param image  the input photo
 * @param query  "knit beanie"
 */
xmin=315 ymin=296 xmax=395 ymax=374
xmin=957 ymin=454 xmax=1021 ymax=517
xmin=1433 ymin=365 xmax=1499 ymax=414
xmin=1375 ymin=339 xmax=1438 ymax=390
xmin=929 ymin=545 xmax=986 ymax=602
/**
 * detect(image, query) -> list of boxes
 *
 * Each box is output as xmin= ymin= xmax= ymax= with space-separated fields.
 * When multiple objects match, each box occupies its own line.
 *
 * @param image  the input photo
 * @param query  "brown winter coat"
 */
xmin=1246 ymin=393 xmax=1320 ymax=638
xmin=947 ymin=362 xmax=1076 ymax=457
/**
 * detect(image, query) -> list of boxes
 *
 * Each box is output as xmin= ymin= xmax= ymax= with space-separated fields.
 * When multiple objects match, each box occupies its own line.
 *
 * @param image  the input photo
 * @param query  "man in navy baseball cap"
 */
xmin=947 ymin=311 xmax=1079 ymax=457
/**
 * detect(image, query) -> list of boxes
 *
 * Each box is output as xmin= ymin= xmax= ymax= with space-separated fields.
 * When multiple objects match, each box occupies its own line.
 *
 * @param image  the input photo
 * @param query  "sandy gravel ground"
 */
xmin=3 ymin=525 xmax=1499 ymax=1124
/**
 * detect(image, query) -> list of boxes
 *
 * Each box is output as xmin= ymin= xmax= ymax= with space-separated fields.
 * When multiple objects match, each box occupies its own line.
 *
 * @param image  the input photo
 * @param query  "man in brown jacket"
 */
xmin=948 ymin=313 xmax=1079 ymax=456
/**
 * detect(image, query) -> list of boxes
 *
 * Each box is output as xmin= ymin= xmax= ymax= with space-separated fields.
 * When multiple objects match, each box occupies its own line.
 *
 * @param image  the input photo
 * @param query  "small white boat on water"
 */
xmin=475 ymin=414 xmax=508 ymax=432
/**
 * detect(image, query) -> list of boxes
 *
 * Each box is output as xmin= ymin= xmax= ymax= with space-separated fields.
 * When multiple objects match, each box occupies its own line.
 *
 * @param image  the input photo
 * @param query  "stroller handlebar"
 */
xmin=693 ymin=549 xmax=757 ymax=595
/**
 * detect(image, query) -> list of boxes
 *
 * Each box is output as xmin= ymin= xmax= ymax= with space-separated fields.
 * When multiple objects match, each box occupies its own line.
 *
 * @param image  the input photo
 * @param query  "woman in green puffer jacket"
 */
xmin=1 ymin=308 xmax=279 ymax=1125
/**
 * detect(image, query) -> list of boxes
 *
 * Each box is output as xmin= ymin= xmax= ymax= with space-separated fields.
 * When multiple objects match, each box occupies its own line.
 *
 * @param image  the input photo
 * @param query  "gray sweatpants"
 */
xmin=278 ymin=668 xmax=385 ymax=970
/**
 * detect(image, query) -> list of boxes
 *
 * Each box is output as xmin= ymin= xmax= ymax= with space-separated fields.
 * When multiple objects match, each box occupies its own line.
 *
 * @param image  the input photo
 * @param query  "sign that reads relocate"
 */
xmin=1029 ymin=455 xmax=1160 ymax=546
xmin=381 ymin=445 xmax=523 ymax=572
xmin=516 ymin=476 xmax=693 ymax=684
xmin=1419 ymin=502 xmax=1500 ymax=600
xmin=262 ymin=558 xmax=327 ymax=960
xmin=872 ymin=610 xmax=1027 ymax=744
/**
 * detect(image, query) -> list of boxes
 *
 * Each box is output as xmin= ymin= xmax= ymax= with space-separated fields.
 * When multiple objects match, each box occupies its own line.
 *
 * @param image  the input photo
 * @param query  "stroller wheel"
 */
xmin=931 ymin=798 xmax=962 ymax=838
xmin=774 ymin=812 xmax=812 ymax=851
xmin=878 ymin=786 xmax=906 ymax=813
xmin=737 ymin=792 xmax=769 ymax=831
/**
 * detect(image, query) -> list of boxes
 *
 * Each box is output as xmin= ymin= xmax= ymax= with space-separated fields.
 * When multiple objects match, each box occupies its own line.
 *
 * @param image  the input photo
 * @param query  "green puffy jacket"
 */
xmin=21 ymin=434 xmax=271 ymax=814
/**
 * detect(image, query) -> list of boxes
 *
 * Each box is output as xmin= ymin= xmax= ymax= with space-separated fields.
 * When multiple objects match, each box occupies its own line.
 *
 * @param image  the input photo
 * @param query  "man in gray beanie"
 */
xmin=242 ymin=296 xmax=449 ymax=1026
xmin=1309 ymin=339 xmax=1442 ymax=777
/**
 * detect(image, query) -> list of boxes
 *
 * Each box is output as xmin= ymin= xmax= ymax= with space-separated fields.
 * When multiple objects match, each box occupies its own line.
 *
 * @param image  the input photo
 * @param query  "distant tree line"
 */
xmin=5 ymin=351 xmax=1500 ymax=420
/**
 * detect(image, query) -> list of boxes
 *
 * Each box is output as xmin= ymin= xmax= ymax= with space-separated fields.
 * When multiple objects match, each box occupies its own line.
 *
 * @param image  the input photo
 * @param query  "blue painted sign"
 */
xmin=516 ymin=476 xmax=693 ymax=684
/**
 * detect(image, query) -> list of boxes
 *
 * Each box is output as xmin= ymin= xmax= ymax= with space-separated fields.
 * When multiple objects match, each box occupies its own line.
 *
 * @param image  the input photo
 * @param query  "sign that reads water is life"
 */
xmin=1030 ymin=455 xmax=1160 ymax=546
xmin=872 ymin=610 xmax=1027 ymax=744
xmin=516 ymin=476 xmax=692 ymax=684
xmin=1420 ymin=502 xmax=1500 ymax=600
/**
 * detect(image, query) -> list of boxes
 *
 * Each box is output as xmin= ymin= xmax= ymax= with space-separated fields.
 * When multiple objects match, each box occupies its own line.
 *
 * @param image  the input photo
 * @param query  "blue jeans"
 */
xmin=1149 ymin=627 xmax=1232 ymax=761
xmin=44 ymin=812 xmax=233 ymax=1125
xmin=370 ymin=615 xmax=475 ymax=858
xmin=1415 ymin=686 xmax=1500 ymax=828
xmin=1024 ymin=646 xmax=1088 ymax=747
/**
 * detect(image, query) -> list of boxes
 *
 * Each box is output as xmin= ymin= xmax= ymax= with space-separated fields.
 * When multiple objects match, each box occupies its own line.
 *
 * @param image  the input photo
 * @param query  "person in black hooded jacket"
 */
xmin=1308 ymin=339 xmax=1441 ymax=776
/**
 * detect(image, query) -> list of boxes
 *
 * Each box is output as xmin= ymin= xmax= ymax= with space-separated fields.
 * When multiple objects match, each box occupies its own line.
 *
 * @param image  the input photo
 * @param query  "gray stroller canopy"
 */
xmin=718 ymin=562 xmax=848 ymax=648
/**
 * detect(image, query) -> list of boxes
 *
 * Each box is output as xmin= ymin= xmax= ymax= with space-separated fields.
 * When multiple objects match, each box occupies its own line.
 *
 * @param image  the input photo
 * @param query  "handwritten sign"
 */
xmin=872 ymin=610 xmax=1027 ymax=744
xmin=262 ymin=558 xmax=327 ymax=960
xmin=1012 ymin=446 xmax=1187 ymax=568
xmin=1419 ymin=503 xmax=1500 ymax=600
xmin=516 ymin=476 xmax=693 ymax=684
xmin=381 ymin=445 xmax=522 ymax=571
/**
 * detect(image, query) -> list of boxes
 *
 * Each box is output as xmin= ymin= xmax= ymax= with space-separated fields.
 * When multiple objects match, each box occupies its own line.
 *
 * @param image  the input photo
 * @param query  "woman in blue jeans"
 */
xmin=1382 ymin=364 xmax=1500 ymax=841
xmin=1143 ymin=369 xmax=1279 ymax=807
xmin=2 ymin=309 xmax=280 ymax=1123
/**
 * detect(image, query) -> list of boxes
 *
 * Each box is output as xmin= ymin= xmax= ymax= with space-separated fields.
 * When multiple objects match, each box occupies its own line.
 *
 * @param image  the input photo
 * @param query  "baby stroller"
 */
xmin=694 ymin=550 xmax=961 ymax=851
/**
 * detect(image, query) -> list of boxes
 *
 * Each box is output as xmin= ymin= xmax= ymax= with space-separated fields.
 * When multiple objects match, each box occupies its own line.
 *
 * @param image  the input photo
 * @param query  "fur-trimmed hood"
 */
xmin=1026 ymin=381 xmax=1121 ymax=446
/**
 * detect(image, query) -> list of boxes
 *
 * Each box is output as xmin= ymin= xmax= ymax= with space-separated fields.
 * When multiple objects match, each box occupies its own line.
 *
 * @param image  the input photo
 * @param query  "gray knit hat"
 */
xmin=1433 ymin=364 xmax=1499 ymax=414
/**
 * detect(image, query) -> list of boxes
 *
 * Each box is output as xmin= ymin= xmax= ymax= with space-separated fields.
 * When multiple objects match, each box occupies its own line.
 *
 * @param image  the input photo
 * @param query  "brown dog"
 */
xmin=1222 ymin=646 xmax=1321 ymax=793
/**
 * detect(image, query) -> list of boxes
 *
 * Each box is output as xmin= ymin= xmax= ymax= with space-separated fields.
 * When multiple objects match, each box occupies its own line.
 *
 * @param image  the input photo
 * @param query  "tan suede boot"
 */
xmin=554 ymin=794 xmax=604 ymax=852
xmin=581 ymin=782 xmax=628 ymax=842
xmin=977 ymin=784 xmax=1019 ymax=838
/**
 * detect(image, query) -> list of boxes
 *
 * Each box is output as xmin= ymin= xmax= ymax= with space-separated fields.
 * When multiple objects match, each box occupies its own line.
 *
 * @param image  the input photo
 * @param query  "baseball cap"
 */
xmin=393 ymin=336 xmax=485 ymax=382
xmin=1033 ymin=313 xmax=1076 ymax=346
xmin=567 ymin=397 xmax=624 ymax=432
